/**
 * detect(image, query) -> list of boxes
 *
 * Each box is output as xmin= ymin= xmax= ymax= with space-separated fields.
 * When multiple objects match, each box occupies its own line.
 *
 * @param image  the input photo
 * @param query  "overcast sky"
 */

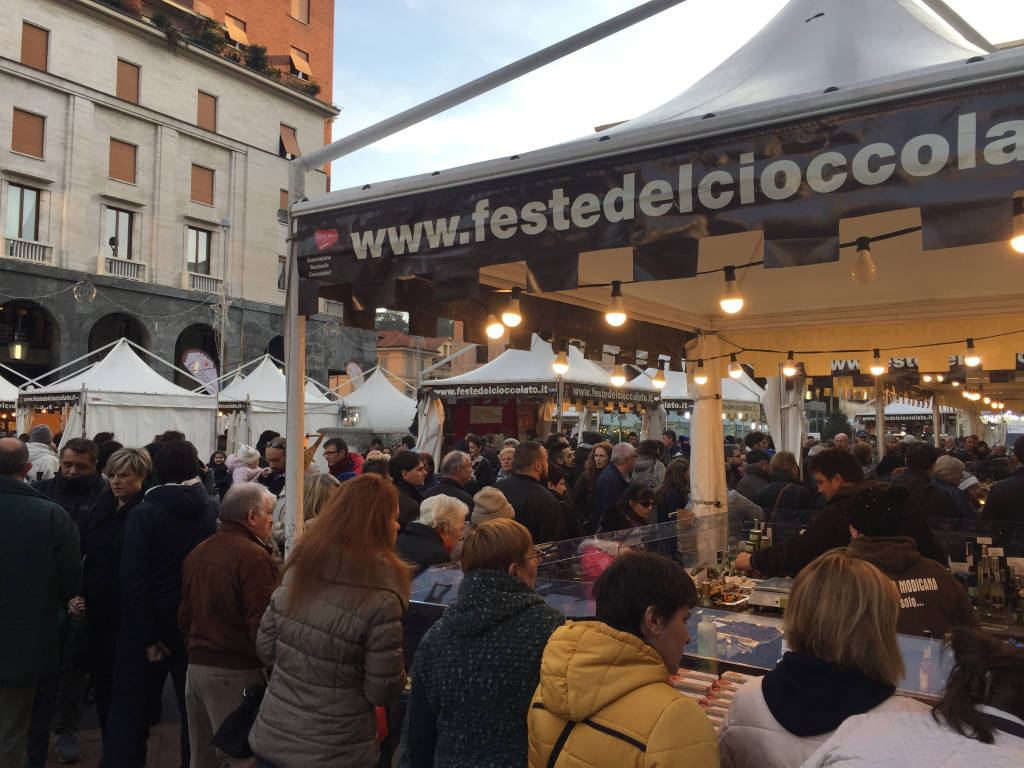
xmin=329 ymin=0 xmax=1024 ymax=191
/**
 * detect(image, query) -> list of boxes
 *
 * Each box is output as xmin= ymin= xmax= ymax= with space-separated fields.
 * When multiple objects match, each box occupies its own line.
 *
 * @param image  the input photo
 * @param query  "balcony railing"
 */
xmin=182 ymin=271 xmax=222 ymax=293
xmin=4 ymin=237 xmax=53 ymax=265
xmin=320 ymin=298 xmax=344 ymax=317
xmin=98 ymin=254 xmax=147 ymax=281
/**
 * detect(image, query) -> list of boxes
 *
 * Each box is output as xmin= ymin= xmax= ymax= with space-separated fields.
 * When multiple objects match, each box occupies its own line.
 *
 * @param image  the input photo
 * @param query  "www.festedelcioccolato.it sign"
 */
xmin=295 ymin=78 xmax=1024 ymax=314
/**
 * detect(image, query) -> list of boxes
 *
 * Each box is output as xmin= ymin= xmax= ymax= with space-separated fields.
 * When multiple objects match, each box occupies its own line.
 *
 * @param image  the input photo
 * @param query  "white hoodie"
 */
xmin=26 ymin=441 xmax=59 ymax=482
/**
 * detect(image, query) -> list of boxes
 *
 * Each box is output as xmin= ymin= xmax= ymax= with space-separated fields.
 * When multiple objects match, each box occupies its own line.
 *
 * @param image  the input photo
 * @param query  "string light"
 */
xmin=964 ymin=338 xmax=981 ymax=368
xmin=952 ymin=380 xmax=960 ymax=387
xmin=693 ymin=359 xmax=708 ymax=386
xmin=501 ymin=288 xmax=522 ymax=328
xmin=552 ymin=349 xmax=569 ymax=376
xmin=983 ymin=395 xmax=991 ymax=405
xmin=936 ymin=374 xmax=944 ymax=382
xmin=610 ymin=355 xmax=626 ymax=387
xmin=485 ymin=314 xmax=504 ymax=339
xmin=1012 ymin=197 xmax=1024 ymax=254
xmin=719 ymin=265 xmax=743 ymax=314
xmin=652 ymin=363 xmax=666 ymax=389
xmin=869 ymin=349 xmax=885 ymax=376
xmin=782 ymin=351 xmax=797 ymax=377
xmin=604 ymin=281 xmax=627 ymax=327
xmin=728 ymin=353 xmax=743 ymax=379
xmin=922 ymin=374 xmax=933 ymax=383
xmin=851 ymin=237 xmax=876 ymax=283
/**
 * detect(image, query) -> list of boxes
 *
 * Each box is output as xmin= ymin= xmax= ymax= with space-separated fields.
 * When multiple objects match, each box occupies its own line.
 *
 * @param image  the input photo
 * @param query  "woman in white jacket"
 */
xmin=800 ymin=627 xmax=1024 ymax=768
xmin=718 ymin=549 xmax=928 ymax=768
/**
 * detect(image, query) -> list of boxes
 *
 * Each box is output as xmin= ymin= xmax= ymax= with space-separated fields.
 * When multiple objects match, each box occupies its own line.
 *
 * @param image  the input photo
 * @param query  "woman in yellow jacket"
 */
xmin=528 ymin=552 xmax=719 ymax=768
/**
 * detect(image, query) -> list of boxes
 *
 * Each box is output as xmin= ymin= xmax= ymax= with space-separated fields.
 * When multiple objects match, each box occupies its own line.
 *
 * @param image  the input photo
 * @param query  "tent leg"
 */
xmin=284 ymin=174 xmax=306 ymax=556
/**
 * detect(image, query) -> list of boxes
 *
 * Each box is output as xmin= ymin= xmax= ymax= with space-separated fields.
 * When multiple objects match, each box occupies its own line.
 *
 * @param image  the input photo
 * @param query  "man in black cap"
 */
xmin=736 ymin=449 xmax=772 ymax=501
xmin=846 ymin=483 xmax=976 ymax=637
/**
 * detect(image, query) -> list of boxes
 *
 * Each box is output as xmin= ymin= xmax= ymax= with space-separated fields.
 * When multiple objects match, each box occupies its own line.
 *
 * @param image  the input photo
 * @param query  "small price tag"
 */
xmin=1006 ymin=557 xmax=1024 ymax=568
xmin=976 ymin=537 xmax=993 ymax=545
xmin=950 ymin=562 xmax=969 ymax=575
xmin=989 ymin=547 xmax=1005 ymax=557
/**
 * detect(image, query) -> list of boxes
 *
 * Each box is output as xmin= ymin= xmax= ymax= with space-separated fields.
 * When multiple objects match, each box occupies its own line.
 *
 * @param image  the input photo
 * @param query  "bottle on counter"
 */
xmin=697 ymin=611 xmax=718 ymax=659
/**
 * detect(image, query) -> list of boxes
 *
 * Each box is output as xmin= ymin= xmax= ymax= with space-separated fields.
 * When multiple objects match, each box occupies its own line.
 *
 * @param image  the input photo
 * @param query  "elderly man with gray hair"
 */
xmin=423 ymin=450 xmax=476 ymax=516
xmin=397 ymin=494 xmax=468 ymax=576
xmin=590 ymin=441 xmax=637 ymax=532
xmin=178 ymin=483 xmax=278 ymax=768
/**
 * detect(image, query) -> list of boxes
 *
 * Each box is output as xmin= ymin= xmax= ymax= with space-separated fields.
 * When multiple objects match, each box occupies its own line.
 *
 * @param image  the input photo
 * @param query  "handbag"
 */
xmin=212 ymin=682 xmax=267 ymax=758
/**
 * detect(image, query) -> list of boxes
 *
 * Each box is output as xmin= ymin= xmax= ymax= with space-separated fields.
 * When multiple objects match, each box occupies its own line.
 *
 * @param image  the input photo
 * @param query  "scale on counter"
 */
xmin=749 ymin=577 xmax=795 ymax=609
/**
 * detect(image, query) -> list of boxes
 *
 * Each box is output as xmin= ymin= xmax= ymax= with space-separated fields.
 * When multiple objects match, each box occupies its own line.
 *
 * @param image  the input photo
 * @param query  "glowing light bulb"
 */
xmin=552 ymin=350 xmax=569 ymax=376
xmin=605 ymin=281 xmax=627 ymax=327
xmin=952 ymin=380 xmax=960 ymax=388
xmin=728 ymin=354 xmax=742 ymax=379
xmin=610 ymin=363 xmax=626 ymax=387
xmin=964 ymin=338 xmax=981 ymax=368
xmin=922 ymin=374 xmax=933 ymax=383
xmin=652 ymin=367 xmax=666 ymax=389
xmin=936 ymin=375 xmax=944 ymax=383
xmin=694 ymin=359 xmax=708 ymax=386
xmin=485 ymin=314 xmax=504 ymax=339
xmin=719 ymin=265 xmax=744 ymax=314
xmin=869 ymin=349 xmax=885 ymax=376
xmin=501 ymin=290 xmax=522 ymax=328
xmin=782 ymin=352 xmax=797 ymax=378
xmin=851 ymin=237 xmax=876 ymax=283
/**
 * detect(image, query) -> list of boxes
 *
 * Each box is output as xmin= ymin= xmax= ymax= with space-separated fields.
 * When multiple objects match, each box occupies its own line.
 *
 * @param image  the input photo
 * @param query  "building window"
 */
xmin=11 ymin=109 xmax=44 ymax=158
xmin=21 ymin=22 xmax=48 ymax=71
xmin=109 ymin=139 xmax=137 ymax=183
xmin=5 ymin=184 xmax=40 ymax=241
xmin=277 ymin=256 xmax=286 ymax=290
xmin=279 ymin=124 xmax=300 ymax=159
xmin=104 ymin=207 xmax=134 ymax=260
xmin=190 ymin=164 xmax=214 ymax=206
xmin=187 ymin=226 xmax=211 ymax=275
xmin=289 ymin=46 xmax=312 ymax=80
xmin=224 ymin=15 xmax=248 ymax=50
xmin=279 ymin=188 xmax=289 ymax=214
xmin=197 ymin=91 xmax=217 ymax=132
xmin=290 ymin=0 xmax=310 ymax=24
xmin=116 ymin=59 xmax=140 ymax=104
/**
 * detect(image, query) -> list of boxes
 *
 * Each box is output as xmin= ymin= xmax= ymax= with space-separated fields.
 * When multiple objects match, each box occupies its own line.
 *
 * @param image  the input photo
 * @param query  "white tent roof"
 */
xmin=219 ymin=357 xmax=332 ymax=405
xmin=642 ymin=368 xmax=764 ymax=404
xmin=854 ymin=399 xmax=956 ymax=417
xmin=23 ymin=339 xmax=210 ymax=398
xmin=429 ymin=335 xmax=656 ymax=391
xmin=341 ymin=368 xmax=417 ymax=432
xmin=0 ymin=372 xmax=19 ymax=403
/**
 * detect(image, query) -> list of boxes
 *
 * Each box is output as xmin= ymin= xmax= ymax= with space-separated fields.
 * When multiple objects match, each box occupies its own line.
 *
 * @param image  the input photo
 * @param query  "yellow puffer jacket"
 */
xmin=528 ymin=620 xmax=719 ymax=768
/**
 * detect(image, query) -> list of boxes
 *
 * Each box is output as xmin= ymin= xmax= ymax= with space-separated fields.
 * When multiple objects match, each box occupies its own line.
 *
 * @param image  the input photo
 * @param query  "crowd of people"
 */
xmin=2 ymin=421 xmax=1022 ymax=768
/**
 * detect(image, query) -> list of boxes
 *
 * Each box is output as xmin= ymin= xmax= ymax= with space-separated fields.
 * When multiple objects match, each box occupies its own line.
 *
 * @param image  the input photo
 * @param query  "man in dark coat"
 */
xmin=422 ymin=450 xmax=476 ymax=517
xmin=0 ymin=438 xmax=81 ymax=768
xmin=102 ymin=440 xmax=218 ymax=768
xmin=34 ymin=438 xmax=108 ymax=527
xmin=736 ymin=449 xmax=772 ymax=502
xmin=390 ymin=450 xmax=428 ymax=530
xmin=497 ymin=442 xmax=567 ymax=544
xmin=890 ymin=442 xmax=959 ymax=519
xmin=591 ymin=442 xmax=636 ymax=532
xmin=984 ymin=435 xmax=1024 ymax=521
xmin=752 ymin=451 xmax=818 ymax=525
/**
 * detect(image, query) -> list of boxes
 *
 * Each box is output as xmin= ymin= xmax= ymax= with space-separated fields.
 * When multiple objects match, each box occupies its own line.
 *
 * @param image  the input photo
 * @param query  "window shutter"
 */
xmin=280 ymin=189 xmax=289 ymax=212
xmin=197 ymin=91 xmax=217 ymax=132
xmin=290 ymin=47 xmax=313 ymax=77
xmin=109 ymin=139 xmax=137 ymax=183
xmin=224 ymin=15 xmax=249 ymax=46
xmin=280 ymin=124 xmax=301 ymax=157
xmin=116 ymin=59 xmax=140 ymax=104
xmin=21 ymin=22 xmax=48 ymax=71
xmin=11 ymin=109 xmax=45 ymax=158
xmin=191 ymin=165 xmax=215 ymax=205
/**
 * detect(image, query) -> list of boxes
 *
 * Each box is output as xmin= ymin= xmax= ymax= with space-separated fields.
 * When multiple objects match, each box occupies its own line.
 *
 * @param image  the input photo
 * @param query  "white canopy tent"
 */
xmin=218 ymin=356 xmax=341 ymax=453
xmin=19 ymin=339 xmax=218 ymax=458
xmin=341 ymin=367 xmax=417 ymax=433
xmin=282 ymin=0 xmax=1024 ymax=552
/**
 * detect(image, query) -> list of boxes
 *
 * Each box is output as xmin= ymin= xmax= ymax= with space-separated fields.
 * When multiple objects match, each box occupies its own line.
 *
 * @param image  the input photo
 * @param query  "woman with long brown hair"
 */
xmin=572 ymin=440 xmax=613 ymax=531
xmin=249 ymin=474 xmax=411 ymax=768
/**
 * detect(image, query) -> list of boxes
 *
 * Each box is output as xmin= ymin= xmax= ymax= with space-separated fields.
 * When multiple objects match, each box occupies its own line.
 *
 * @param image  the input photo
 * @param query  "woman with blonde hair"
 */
xmin=718 ymin=549 xmax=927 ymax=768
xmin=249 ymin=474 xmax=410 ymax=768
xmin=302 ymin=471 xmax=340 ymax=525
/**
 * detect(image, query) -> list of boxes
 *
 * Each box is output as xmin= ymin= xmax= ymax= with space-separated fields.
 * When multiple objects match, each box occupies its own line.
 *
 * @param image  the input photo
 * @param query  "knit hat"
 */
xmin=958 ymin=473 xmax=979 ymax=491
xmin=236 ymin=444 xmax=260 ymax=464
xmin=471 ymin=487 xmax=515 ymax=526
xmin=847 ymin=484 xmax=910 ymax=537
xmin=29 ymin=424 xmax=52 ymax=444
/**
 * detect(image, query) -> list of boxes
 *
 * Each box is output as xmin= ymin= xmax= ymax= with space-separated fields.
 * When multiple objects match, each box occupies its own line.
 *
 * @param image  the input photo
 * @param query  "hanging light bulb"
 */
xmin=552 ymin=349 xmax=569 ymax=376
xmin=962 ymin=389 xmax=970 ymax=399
xmin=964 ymin=338 xmax=981 ymax=368
xmin=693 ymin=359 xmax=708 ymax=386
xmin=728 ymin=353 xmax=743 ymax=379
xmin=936 ymin=374 xmax=944 ymax=383
xmin=485 ymin=314 xmax=504 ymax=339
xmin=951 ymin=380 xmax=960 ymax=388
xmin=652 ymin=364 xmax=667 ymax=390
xmin=1012 ymin=197 xmax=1024 ymax=253
xmin=851 ymin=236 xmax=876 ymax=283
xmin=501 ymin=288 xmax=522 ymax=327
xmin=719 ymin=265 xmax=744 ymax=314
xmin=782 ymin=351 xmax=797 ymax=377
xmin=983 ymin=395 xmax=991 ymax=405
xmin=610 ymin=362 xmax=626 ymax=387
xmin=869 ymin=349 xmax=885 ymax=376
xmin=922 ymin=374 xmax=933 ymax=383
xmin=604 ymin=281 xmax=627 ymax=327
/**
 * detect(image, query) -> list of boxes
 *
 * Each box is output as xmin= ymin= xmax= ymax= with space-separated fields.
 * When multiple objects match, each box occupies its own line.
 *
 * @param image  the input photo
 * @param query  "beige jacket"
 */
xmin=249 ymin=554 xmax=409 ymax=768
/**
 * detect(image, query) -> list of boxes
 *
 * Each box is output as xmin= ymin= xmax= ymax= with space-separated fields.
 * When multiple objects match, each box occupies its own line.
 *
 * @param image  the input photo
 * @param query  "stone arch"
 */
xmin=265 ymin=335 xmax=284 ymax=362
xmin=0 ymin=300 xmax=61 ymax=380
xmin=88 ymin=312 xmax=151 ymax=352
xmin=174 ymin=323 xmax=220 ymax=389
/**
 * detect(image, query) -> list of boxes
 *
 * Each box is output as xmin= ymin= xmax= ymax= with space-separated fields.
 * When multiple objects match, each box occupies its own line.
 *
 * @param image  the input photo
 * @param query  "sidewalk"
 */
xmin=42 ymin=724 xmax=181 ymax=768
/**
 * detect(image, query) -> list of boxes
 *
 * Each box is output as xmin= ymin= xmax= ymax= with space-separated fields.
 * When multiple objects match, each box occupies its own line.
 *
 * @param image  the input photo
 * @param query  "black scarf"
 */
xmin=761 ymin=652 xmax=895 ymax=736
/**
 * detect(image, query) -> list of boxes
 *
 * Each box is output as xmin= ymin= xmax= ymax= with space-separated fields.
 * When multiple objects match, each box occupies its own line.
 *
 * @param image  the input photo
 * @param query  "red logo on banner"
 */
xmin=315 ymin=228 xmax=339 ymax=250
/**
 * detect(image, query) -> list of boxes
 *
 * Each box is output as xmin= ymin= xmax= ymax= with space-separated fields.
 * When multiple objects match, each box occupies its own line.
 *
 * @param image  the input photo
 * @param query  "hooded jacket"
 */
xmin=631 ymin=456 xmax=666 ymax=491
xmin=718 ymin=654 xmax=928 ymax=768
xmin=528 ymin=621 xmax=719 ymax=768
xmin=26 ymin=440 xmax=60 ymax=482
xmin=119 ymin=482 xmax=218 ymax=647
xmin=846 ymin=536 xmax=977 ymax=637
xmin=249 ymin=554 xmax=409 ymax=768
xmin=399 ymin=569 xmax=563 ymax=768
